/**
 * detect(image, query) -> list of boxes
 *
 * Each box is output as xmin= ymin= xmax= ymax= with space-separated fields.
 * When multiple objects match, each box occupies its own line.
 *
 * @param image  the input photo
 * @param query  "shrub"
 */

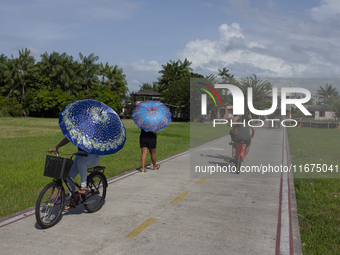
xmin=0 ymin=97 xmax=23 ymax=117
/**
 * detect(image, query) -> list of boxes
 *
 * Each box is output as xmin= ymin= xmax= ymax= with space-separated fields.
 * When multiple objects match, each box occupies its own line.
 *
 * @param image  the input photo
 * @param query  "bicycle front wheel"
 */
xmin=35 ymin=181 xmax=65 ymax=229
xmin=84 ymin=172 xmax=107 ymax=213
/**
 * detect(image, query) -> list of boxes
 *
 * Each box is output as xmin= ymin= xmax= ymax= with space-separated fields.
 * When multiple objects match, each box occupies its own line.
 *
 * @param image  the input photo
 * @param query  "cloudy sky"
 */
xmin=1 ymin=0 xmax=340 ymax=95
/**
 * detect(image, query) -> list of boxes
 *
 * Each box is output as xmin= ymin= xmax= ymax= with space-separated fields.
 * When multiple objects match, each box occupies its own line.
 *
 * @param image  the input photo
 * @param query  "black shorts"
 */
xmin=140 ymin=136 xmax=156 ymax=149
xmin=140 ymin=130 xmax=157 ymax=149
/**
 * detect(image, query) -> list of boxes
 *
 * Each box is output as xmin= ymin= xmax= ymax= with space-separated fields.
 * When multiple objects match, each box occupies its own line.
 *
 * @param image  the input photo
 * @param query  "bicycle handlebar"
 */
xmin=47 ymin=150 xmax=59 ymax=157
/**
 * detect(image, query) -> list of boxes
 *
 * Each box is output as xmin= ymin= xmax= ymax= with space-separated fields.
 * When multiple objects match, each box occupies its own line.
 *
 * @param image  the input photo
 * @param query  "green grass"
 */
xmin=288 ymin=127 xmax=340 ymax=254
xmin=0 ymin=117 xmax=228 ymax=218
xmin=190 ymin=121 xmax=231 ymax=148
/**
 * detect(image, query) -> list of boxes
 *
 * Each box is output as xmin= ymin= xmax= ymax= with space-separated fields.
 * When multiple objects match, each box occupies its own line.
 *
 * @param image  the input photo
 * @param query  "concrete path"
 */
xmin=0 ymin=126 xmax=302 ymax=255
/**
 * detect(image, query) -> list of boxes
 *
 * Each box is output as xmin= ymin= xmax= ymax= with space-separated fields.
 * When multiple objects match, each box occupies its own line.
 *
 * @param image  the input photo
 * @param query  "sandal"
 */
xmin=78 ymin=187 xmax=89 ymax=195
xmin=153 ymin=164 xmax=161 ymax=170
xmin=65 ymin=198 xmax=76 ymax=210
xmin=141 ymin=169 xmax=147 ymax=173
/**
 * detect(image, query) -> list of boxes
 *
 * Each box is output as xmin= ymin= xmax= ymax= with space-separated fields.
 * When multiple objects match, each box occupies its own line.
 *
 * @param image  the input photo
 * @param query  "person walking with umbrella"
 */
xmin=133 ymin=100 xmax=171 ymax=172
xmin=49 ymin=99 xmax=126 ymax=209
xmin=139 ymin=129 xmax=159 ymax=172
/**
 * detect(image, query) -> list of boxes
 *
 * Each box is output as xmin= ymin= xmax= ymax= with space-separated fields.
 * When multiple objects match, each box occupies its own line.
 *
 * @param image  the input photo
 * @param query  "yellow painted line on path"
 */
xmin=125 ymin=218 xmax=157 ymax=238
xmin=195 ymin=177 xmax=207 ymax=184
xmin=170 ymin=192 xmax=189 ymax=204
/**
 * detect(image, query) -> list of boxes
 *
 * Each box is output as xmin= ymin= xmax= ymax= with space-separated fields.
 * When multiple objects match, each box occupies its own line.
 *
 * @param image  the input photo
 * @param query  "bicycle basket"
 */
xmin=44 ymin=155 xmax=73 ymax=179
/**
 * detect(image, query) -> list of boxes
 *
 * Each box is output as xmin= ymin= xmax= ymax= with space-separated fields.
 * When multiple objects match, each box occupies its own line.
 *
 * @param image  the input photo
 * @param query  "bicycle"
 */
xmin=229 ymin=141 xmax=246 ymax=174
xmin=235 ymin=141 xmax=247 ymax=174
xmin=35 ymin=152 xmax=108 ymax=229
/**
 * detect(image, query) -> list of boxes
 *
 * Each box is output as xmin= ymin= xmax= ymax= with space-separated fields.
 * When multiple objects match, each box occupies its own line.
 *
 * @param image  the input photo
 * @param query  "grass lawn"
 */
xmin=0 ymin=117 xmax=228 ymax=218
xmin=288 ymin=127 xmax=340 ymax=254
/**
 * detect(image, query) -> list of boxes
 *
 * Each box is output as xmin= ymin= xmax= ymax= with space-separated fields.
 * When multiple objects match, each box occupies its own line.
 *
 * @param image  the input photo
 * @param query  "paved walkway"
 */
xmin=0 ymin=126 xmax=302 ymax=255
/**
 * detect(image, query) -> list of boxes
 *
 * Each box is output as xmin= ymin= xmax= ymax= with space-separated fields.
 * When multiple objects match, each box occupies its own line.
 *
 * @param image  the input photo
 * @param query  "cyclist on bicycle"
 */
xmin=49 ymin=137 xmax=101 ymax=209
xmin=229 ymin=113 xmax=255 ymax=162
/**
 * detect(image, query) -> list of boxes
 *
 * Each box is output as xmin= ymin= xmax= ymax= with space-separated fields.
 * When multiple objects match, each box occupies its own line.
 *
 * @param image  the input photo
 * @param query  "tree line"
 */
xmin=3 ymin=48 xmax=337 ymax=121
xmin=0 ymin=48 xmax=127 ymax=117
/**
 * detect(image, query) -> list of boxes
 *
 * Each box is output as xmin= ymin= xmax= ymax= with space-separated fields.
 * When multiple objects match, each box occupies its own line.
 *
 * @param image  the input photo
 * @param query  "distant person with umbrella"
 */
xmin=133 ymin=100 xmax=171 ymax=172
xmin=139 ymin=129 xmax=159 ymax=172
xmin=49 ymin=99 xmax=126 ymax=209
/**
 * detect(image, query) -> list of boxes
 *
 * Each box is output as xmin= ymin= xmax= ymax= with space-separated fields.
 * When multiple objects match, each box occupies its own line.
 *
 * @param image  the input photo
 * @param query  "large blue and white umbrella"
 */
xmin=59 ymin=99 xmax=126 ymax=155
xmin=132 ymin=100 xmax=171 ymax=132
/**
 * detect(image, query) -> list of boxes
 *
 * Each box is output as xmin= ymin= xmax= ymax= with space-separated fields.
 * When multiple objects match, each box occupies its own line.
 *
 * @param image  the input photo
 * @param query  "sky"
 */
xmin=1 ymin=0 xmax=340 ymax=96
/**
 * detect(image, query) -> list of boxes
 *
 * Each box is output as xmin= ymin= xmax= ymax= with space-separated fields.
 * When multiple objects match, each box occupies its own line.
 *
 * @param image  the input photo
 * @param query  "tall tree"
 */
xmin=54 ymin=53 xmax=82 ymax=95
xmin=238 ymin=74 xmax=273 ymax=113
xmin=317 ymin=83 xmax=338 ymax=104
xmin=0 ymin=54 xmax=8 ymax=90
xmin=39 ymin=51 xmax=61 ymax=89
xmin=3 ymin=58 xmax=20 ymax=99
xmin=0 ymin=54 xmax=8 ymax=96
xmin=158 ymin=58 xmax=193 ymax=92
xmin=138 ymin=82 xmax=160 ymax=92
xmin=99 ymin=63 xmax=128 ymax=96
xmin=218 ymin=67 xmax=234 ymax=83
xmin=17 ymin=48 xmax=37 ymax=104
xmin=39 ymin=51 xmax=80 ymax=94
xmin=98 ymin=62 xmax=111 ymax=85
xmin=79 ymin=53 xmax=100 ymax=91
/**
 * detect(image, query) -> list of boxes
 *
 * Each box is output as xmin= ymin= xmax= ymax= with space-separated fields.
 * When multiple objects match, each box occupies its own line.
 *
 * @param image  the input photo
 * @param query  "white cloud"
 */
xmin=121 ymin=59 xmax=162 ymax=92
xmin=26 ymin=46 xmax=41 ymax=57
xmin=310 ymin=0 xmax=340 ymax=21
xmin=179 ymin=23 xmax=293 ymax=77
xmin=219 ymin=23 xmax=244 ymax=42
xmin=248 ymin=42 xmax=265 ymax=48
xmin=127 ymin=60 xmax=161 ymax=71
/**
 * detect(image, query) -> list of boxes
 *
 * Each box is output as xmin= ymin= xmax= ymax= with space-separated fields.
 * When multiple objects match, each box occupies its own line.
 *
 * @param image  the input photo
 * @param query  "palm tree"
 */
xmin=99 ymin=63 xmax=128 ymax=96
xmin=17 ymin=48 xmax=37 ymax=104
xmin=2 ymin=48 xmax=37 ymax=104
xmin=0 ymin=54 xmax=8 ymax=93
xmin=50 ymin=53 xmax=82 ymax=95
xmin=98 ymin=62 xmax=111 ymax=85
xmin=317 ymin=84 xmax=338 ymax=99
xmin=218 ymin=67 xmax=234 ymax=83
xmin=39 ymin=52 xmax=59 ymax=84
xmin=239 ymin=74 xmax=272 ymax=112
xmin=158 ymin=58 xmax=193 ymax=92
xmin=3 ymin=58 xmax=20 ymax=99
xmin=181 ymin=58 xmax=193 ymax=72
xmin=79 ymin=53 xmax=100 ymax=91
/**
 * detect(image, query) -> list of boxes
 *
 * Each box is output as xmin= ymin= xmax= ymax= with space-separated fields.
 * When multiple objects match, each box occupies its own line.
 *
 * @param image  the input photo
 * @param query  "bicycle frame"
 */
xmin=62 ymin=166 xmax=105 ymax=202
xmin=53 ymin=152 xmax=105 ymax=203
xmin=236 ymin=142 xmax=247 ymax=161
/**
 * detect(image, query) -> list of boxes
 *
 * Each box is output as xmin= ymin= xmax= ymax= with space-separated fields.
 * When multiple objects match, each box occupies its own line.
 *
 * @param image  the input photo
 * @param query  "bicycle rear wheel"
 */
xmin=84 ymin=172 xmax=107 ymax=213
xmin=235 ymin=156 xmax=242 ymax=174
xmin=35 ymin=181 xmax=65 ymax=229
